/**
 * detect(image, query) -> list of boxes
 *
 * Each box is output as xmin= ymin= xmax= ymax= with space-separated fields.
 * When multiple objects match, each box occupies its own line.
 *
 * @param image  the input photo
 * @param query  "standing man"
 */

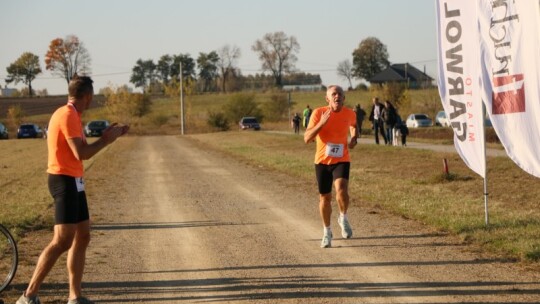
xmin=292 ymin=112 xmax=301 ymax=134
xmin=17 ymin=75 xmax=128 ymax=304
xmin=303 ymin=104 xmax=312 ymax=128
xmin=304 ymin=85 xmax=358 ymax=248
xmin=368 ymin=97 xmax=387 ymax=145
xmin=354 ymin=104 xmax=366 ymax=138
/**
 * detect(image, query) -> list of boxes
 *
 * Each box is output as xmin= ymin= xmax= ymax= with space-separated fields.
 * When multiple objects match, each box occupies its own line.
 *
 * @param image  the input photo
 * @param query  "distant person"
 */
xmin=382 ymin=100 xmax=397 ymax=145
xmin=303 ymin=105 xmax=312 ymax=128
xmin=292 ymin=113 xmax=301 ymax=134
xmin=398 ymin=117 xmax=409 ymax=146
xmin=368 ymin=97 xmax=387 ymax=145
xmin=304 ymin=85 xmax=358 ymax=248
xmin=17 ymin=75 xmax=129 ymax=304
xmin=353 ymin=104 xmax=366 ymax=138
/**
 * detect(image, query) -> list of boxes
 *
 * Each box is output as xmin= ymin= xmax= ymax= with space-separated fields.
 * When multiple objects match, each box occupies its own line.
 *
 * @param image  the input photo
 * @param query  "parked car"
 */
xmin=406 ymin=114 xmax=433 ymax=128
xmin=17 ymin=123 xmax=44 ymax=139
xmin=84 ymin=120 xmax=110 ymax=137
xmin=0 ymin=122 xmax=8 ymax=139
xmin=435 ymin=111 xmax=450 ymax=127
xmin=239 ymin=117 xmax=261 ymax=131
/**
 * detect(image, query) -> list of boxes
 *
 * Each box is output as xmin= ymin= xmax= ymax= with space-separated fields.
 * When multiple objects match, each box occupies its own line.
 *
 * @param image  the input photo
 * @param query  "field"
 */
xmin=1 ymin=89 xmax=538 ymax=266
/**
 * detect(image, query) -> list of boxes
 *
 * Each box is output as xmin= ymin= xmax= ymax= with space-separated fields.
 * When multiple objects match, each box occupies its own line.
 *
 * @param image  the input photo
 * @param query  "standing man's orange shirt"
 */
xmin=47 ymin=104 xmax=84 ymax=177
xmin=308 ymin=106 xmax=357 ymax=165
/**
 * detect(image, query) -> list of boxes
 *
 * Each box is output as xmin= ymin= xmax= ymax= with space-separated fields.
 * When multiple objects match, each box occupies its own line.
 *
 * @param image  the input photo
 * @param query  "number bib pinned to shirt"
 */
xmin=75 ymin=177 xmax=85 ymax=192
xmin=325 ymin=143 xmax=344 ymax=158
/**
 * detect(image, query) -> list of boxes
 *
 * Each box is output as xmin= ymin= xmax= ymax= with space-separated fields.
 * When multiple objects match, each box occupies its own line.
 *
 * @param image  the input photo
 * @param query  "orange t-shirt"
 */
xmin=47 ymin=104 xmax=84 ymax=177
xmin=308 ymin=106 xmax=357 ymax=165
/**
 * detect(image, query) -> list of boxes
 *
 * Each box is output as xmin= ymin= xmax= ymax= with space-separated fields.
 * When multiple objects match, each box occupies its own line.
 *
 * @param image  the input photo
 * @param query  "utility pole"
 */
xmin=180 ymin=63 xmax=185 ymax=135
xmin=288 ymin=91 xmax=291 ymax=129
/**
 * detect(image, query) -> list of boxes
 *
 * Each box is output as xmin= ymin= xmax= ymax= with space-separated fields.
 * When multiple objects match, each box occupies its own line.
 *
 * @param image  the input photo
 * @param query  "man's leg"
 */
xmin=319 ymin=193 xmax=332 ymax=228
xmin=67 ymin=220 xmax=91 ymax=300
xmin=25 ymin=224 xmax=77 ymax=297
xmin=319 ymin=193 xmax=333 ymax=248
xmin=334 ymin=178 xmax=350 ymax=215
xmin=335 ymin=178 xmax=353 ymax=238
xmin=374 ymin=121 xmax=380 ymax=144
xmin=380 ymin=122 xmax=388 ymax=144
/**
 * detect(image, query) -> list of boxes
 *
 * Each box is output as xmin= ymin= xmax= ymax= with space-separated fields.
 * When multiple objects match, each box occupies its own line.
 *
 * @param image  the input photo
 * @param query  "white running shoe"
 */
xmin=320 ymin=231 xmax=332 ymax=248
xmin=338 ymin=216 xmax=353 ymax=239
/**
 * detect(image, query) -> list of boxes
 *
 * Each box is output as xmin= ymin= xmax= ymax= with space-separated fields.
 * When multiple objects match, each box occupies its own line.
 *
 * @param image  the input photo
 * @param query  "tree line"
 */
xmin=3 ymin=32 xmax=392 ymax=96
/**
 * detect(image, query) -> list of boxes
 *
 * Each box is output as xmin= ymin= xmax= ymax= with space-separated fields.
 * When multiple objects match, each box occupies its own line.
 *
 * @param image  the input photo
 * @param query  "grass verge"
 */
xmin=189 ymin=131 xmax=540 ymax=265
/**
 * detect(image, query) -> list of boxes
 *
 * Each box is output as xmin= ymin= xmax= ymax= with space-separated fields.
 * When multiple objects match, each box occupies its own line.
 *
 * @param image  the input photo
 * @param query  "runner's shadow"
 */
xmin=133 ymin=258 xmax=514 ymax=274
xmin=28 ymin=277 xmax=540 ymax=303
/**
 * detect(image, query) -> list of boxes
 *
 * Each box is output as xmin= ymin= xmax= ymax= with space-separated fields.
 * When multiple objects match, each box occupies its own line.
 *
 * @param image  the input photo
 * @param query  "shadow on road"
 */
xmin=21 ymin=276 xmax=540 ymax=303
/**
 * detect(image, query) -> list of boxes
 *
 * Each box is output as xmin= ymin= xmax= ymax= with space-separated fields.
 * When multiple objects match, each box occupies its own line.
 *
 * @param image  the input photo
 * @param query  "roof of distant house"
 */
xmin=370 ymin=63 xmax=433 ymax=83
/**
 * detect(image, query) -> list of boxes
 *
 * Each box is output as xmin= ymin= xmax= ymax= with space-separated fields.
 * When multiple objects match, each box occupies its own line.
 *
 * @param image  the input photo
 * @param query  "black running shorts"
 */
xmin=315 ymin=162 xmax=350 ymax=194
xmin=48 ymin=174 xmax=89 ymax=224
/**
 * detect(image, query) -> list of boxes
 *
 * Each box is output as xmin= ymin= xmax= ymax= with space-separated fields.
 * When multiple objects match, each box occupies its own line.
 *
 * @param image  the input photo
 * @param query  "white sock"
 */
xmin=324 ymin=226 xmax=332 ymax=235
xmin=340 ymin=213 xmax=347 ymax=220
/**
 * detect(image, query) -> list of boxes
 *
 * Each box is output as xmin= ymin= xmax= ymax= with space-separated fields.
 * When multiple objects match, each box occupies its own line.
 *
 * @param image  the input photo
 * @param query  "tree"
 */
xmin=171 ymin=54 xmax=196 ymax=82
xmin=252 ymin=31 xmax=300 ymax=88
xmin=336 ymin=59 xmax=354 ymax=90
xmin=5 ymin=52 xmax=42 ymax=97
xmin=216 ymin=45 xmax=241 ymax=93
xmin=352 ymin=37 xmax=390 ymax=81
xmin=45 ymin=35 xmax=91 ymax=84
xmin=197 ymin=51 xmax=219 ymax=92
xmin=7 ymin=105 xmax=25 ymax=129
xmin=223 ymin=93 xmax=263 ymax=123
xmin=130 ymin=59 xmax=156 ymax=93
xmin=156 ymin=55 xmax=173 ymax=84
xmin=261 ymin=92 xmax=295 ymax=121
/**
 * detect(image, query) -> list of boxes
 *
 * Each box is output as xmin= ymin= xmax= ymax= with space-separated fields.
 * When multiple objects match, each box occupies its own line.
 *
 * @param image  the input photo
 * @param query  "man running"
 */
xmin=17 ymin=75 xmax=128 ymax=304
xmin=304 ymin=85 xmax=358 ymax=248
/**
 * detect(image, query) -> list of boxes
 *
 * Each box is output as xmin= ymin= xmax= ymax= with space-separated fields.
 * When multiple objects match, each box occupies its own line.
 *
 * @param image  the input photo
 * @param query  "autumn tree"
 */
xmin=352 ymin=37 xmax=390 ymax=81
xmin=252 ymin=32 xmax=300 ymax=88
xmin=336 ymin=59 xmax=354 ymax=90
xmin=216 ymin=45 xmax=241 ymax=93
xmin=6 ymin=52 xmax=42 ymax=97
xmin=45 ymin=35 xmax=91 ymax=84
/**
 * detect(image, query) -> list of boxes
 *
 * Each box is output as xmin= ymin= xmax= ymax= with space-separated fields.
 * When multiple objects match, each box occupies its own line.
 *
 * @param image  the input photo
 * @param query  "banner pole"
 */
xmin=483 ymin=103 xmax=489 ymax=226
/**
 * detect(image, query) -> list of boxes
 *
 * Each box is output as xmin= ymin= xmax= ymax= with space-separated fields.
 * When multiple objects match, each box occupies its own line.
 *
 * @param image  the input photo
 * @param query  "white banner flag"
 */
xmin=478 ymin=0 xmax=540 ymax=178
xmin=436 ymin=0 xmax=486 ymax=178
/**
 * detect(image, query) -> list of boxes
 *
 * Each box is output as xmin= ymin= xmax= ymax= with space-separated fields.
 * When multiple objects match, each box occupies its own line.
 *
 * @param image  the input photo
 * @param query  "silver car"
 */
xmin=406 ymin=114 xmax=433 ymax=128
xmin=435 ymin=111 xmax=450 ymax=127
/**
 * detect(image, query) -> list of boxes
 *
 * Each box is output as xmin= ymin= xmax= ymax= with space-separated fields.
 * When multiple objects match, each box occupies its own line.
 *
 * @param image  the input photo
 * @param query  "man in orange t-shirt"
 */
xmin=18 ymin=75 xmax=128 ymax=304
xmin=304 ymin=85 xmax=358 ymax=248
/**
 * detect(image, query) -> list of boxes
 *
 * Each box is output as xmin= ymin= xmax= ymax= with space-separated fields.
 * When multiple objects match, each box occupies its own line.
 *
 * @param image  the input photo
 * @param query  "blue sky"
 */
xmin=0 ymin=0 xmax=437 ymax=95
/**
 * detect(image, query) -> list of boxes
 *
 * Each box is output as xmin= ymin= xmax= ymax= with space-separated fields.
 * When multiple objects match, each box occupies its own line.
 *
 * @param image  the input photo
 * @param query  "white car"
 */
xmin=406 ymin=113 xmax=433 ymax=128
xmin=435 ymin=111 xmax=450 ymax=127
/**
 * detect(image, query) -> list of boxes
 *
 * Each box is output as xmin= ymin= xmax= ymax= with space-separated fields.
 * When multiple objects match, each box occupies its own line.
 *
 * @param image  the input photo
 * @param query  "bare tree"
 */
xmin=45 ymin=35 xmax=91 ymax=84
xmin=336 ymin=59 xmax=354 ymax=90
xmin=216 ymin=45 xmax=241 ymax=93
xmin=252 ymin=31 xmax=300 ymax=87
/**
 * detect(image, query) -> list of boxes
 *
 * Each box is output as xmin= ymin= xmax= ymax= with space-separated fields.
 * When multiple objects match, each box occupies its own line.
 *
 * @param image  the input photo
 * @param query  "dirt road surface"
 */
xmin=7 ymin=136 xmax=540 ymax=303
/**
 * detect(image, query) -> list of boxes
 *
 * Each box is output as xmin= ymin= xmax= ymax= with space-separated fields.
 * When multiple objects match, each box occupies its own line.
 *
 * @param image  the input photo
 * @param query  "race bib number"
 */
xmin=325 ymin=143 xmax=344 ymax=158
xmin=75 ymin=177 xmax=85 ymax=192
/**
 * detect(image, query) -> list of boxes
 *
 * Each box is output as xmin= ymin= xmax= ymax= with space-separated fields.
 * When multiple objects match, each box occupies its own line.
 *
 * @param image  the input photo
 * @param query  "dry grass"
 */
xmin=2 ymin=89 xmax=537 ymax=264
xmin=188 ymin=131 xmax=540 ymax=264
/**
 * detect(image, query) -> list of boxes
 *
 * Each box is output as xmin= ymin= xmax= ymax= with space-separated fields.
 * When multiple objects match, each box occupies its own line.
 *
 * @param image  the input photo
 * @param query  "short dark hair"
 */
xmin=68 ymin=74 xmax=94 ymax=99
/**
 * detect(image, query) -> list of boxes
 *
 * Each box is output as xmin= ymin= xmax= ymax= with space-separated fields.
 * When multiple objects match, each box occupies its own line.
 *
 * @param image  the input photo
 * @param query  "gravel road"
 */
xmin=7 ymin=136 xmax=539 ymax=303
